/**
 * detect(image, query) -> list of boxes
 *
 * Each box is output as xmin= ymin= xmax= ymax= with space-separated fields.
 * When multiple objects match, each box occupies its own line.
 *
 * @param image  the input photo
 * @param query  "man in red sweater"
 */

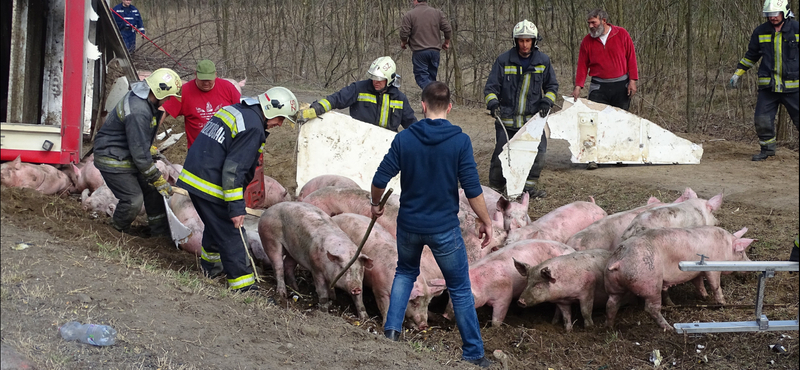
xmin=571 ymin=8 xmax=638 ymax=169
xmin=162 ymin=60 xmax=241 ymax=149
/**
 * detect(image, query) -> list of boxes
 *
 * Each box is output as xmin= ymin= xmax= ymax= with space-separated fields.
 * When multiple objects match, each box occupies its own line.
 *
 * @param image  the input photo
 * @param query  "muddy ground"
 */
xmin=1 ymin=84 xmax=798 ymax=370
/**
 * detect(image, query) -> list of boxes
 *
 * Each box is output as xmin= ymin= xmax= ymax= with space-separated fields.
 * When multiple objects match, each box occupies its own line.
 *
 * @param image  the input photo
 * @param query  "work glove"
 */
xmin=729 ymin=69 xmax=745 ymax=89
xmin=297 ymin=108 xmax=318 ymax=124
xmin=150 ymin=145 xmax=162 ymax=160
xmin=152 ymin=175 xmax=173 ymax=197
xmin=487 ymin=100 xmax=499 ymax=117
xmin=534 ymin=98 xmax=553 ymax=118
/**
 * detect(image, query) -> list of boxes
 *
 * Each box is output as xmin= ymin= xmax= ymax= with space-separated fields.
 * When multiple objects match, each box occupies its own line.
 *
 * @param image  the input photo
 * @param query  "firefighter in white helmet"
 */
xmin=730 ymin=0 xmax=799 ymax=161
xmin=177 ymin=87 xmax=299 ymax=291
xmin=94 ymin=68 xmax=182 ymax=237
xmin=297 ymin=56 xmax=417 ymax=132
xmin=484 ymin=20 xmax=558 ymax=199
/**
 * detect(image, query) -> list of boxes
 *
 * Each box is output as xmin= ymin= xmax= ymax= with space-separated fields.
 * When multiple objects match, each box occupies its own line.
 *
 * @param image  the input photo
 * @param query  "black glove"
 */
xmin=535 ymin=98 xmax=553 ymax=117
xmin=487 ymin=100 xmax=499 ymax=117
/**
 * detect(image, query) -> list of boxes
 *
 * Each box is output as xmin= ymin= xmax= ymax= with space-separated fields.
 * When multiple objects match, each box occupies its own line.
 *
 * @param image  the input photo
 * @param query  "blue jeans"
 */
xmin=384 ymin=226 xmax=485 ymax=361
xmin=411 ymin=49 xmax=440 ymax=90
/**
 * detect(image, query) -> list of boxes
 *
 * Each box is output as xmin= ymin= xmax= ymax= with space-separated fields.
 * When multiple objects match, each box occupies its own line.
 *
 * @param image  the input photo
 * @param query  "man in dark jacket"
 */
xmin=297 ymin=57 xmax=416 ymax=132
xmin=730 ymin=0 xmax=799 ymax=161
xmin=94 ymin=68 xmax=182 ymax=237
xmin=177 ymin=87 xmax=298 ymax=291
xmin=371 ymin=81 xmax=493 ymax=368
xmin=484 ymin=20 xmax=558 ymax=198
xmin=400 ymin=0 xmax=452 ymax=89
xmin=112 ymin=0 xmax=145 ymax=53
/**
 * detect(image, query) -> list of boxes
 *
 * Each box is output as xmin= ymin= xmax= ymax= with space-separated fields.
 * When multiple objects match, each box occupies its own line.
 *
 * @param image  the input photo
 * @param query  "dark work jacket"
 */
xmin=737 ymin=19 xmax=799 ymax=92
xmin=484 ymin=48 xmax=559 ymax=128
xmin=177 ymin=100 xmax=267 ymax=218
xmin=311 ymin=80 xmax=416 ymax=132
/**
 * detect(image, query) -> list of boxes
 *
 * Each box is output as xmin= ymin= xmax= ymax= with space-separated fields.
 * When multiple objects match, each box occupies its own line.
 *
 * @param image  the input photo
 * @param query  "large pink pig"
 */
xmin=515 ymin=249 xmax=611 ymax=332
xmin=297 ymin=175 xmax=361 ymax=202
xmin=460 ymin=186 xmax=530 ymax=230
xmin=64 ymin=155 xmax=105 ymax=193
xmin=566 ymin=197 xmax=663 ymax=252
xmin=331 ymin=213 xmax=445 ymax=329
xmin=505 ymin=198 xmax=607 ymax=245
xmin=0 ymin=156 xmax=72 ymax=195
xmin=81 ymin=185 xmax=118 ymax=217
xmin=258 ymin=202 xmax=373 ymax=319
xmin=442 ymin=239 xmax=575 ymax=327
xmin=604 ymin=226 xmax=754 ymax=330
xmin=619 ymin=192 xmax=724 ymax=243
xmin=303 ymin=187 xmax=401 ymax=236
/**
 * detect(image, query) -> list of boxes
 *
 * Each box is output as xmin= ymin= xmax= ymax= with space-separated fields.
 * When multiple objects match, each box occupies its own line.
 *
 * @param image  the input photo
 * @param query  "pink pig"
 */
xmin=505 ymin=198 xmax=607 ymax=245
xmin=515 ymin=249 xmax=611 ymax=332
xmin=619 ymin=192 xmax=724 ymax=243
xmin=604 ymin=226 xmax=755 ymax=330
xmin=331 ymin=213 xmax=445 ymax=329
xmin=297 ymin=175 xmax=361 ymax=202
xmin=460 ymin=186 xmax=531 ymax=230
xmin=0 ymin=156 xmax=72 ymax=195
xmin=64 ymin=154 xmax=105 ymax=194
xmin=303 ymin=187 xmax=401 ymax=237
xmin=442 ymin=239 xmax=575 ymax=327
xmin=258 ymin=202 xmax=373 ymax=319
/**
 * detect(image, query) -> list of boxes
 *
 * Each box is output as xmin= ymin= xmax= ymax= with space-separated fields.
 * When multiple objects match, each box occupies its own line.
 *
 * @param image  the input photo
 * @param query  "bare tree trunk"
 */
xmin=686 ymin=0 xmax=694 ymax=132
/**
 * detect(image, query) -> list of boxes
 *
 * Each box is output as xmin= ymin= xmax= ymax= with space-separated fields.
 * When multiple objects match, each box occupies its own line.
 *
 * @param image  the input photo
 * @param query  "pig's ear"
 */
xmin=359 ymin=254 xmax=373 ymax=270
xmin=540 ymin=267 xmax=555 ymax=282
xmin=707 ymin=193 xmax=724 ymax=212
xmin=80 ymin=188 xmax=90 ymax=202
xmin=588 ymin=196 xmax=596 ymax=204
xmin=520 ymin=192 xmax=530 ymax=207
xmin=428 ymin=279 xmax=447 ymax=296
xmin=734 ymin=238 xmax=756 ymax=253
xmin=493 ymin=211 xmax=503 ymax=224
xmin=497 ymin=197 xmax=510 ymax=212
xmin=647 ymin=196 xmax=661 ymax=205
xmin=238 ymin=78 xmax=247 ymax=87
xmin=71 ymin=163 xmax=81 ymax=176
xmin=326 ymin=251 xmax=342 ymax=263
xmin=428 ymin=278 xmax=446 ymax=287
xmin=12 ymin=156 xmax=22 ymax=169
xmin=513 ymin=258 xmax=529 ymax=277
xmin=409 ymin=287 xmax=422 ymax=300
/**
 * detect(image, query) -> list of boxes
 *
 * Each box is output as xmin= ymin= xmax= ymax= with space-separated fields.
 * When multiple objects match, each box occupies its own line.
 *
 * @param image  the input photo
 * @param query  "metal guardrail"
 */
xmin=673 ymin=257 xmax=799 ymax=334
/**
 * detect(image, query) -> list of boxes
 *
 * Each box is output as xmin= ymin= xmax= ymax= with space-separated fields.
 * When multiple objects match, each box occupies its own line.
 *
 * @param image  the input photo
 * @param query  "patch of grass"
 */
xmin=605 ymin=330 xmax=620 ymax=344
xmin=409 ymin=340 xmax=434 ymax=353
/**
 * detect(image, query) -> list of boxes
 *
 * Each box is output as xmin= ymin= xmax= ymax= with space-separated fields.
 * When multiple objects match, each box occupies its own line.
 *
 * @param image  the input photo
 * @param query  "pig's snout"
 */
xmin=350 ymin=287 xmax=362 ymax=296
xmin=517 ymin=298 xmax=528 ymax=308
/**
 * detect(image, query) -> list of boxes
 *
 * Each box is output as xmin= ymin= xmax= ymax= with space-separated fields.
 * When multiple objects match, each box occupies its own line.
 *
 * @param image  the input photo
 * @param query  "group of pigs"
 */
xmin=248 ymin=177 xmax=752 ymax=334
xmin=1 ymin=157 xmax=755 ymax=332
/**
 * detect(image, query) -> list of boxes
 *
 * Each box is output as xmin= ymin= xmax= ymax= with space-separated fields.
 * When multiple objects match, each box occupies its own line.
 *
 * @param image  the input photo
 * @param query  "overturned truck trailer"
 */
xmin=1 ymin=0 xmax=138 ymax=164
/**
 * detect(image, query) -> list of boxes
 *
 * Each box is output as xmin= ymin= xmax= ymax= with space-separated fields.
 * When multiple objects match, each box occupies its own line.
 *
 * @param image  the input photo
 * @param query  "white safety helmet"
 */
xmin=763 ymin=0 xmax=794 ymax=18
xmin=512 ymin=19 xmax=539 ymax=45
xmin=145 ymin=68 xmax=183 ymax=100
xmin=366 ymin=56 xmax=397 ymax=86
xmin=258 ymin=87 xmax=299 ymax=125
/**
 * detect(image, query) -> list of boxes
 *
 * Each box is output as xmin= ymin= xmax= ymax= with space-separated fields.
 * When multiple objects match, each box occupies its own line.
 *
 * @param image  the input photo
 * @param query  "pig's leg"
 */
xmin=557 ymin=304 xmax=574 ymax=332
xmin=579 ymin=291 xmax=596 ymax=328
xmin=551 ymin=309 xmax=562 ymax=325
xmin=643 ymin=295 xmax=670 ymax=330
xmin=661 ymin=290 xmax=675 ymax=306
xmin=283 ymin=256 xmax=300 ymax=292
xmin=705 ymin=272 xmax=726 ymax=304
xmin=350 ymin=291 xmax=368 ymax=320
xmin=691 ymin=275 xmax=710 ymax=300
xmin=605 ymin=294 xmax=623 ymax=328
xmin=262 ymin=238 xmax=288 ymax=298
xmin=490 ymin=299 xmax=511 ymax=327
xmin=312 ymin=273 xmax=332 ymax=311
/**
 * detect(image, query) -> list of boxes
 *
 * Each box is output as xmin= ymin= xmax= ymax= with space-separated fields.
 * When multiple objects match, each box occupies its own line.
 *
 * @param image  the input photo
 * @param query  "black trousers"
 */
xmin=754 ymin=90 xmax=800 ymax=145
xmin=189 ymin=194 xmax=255 ymax=290
xmin=99 ymin=169 xmax=167 ymax=236
xmin=489 ymin=123 xmax=547 ymax=189
xmin=588 ymin=79 xmax=631 ymax=111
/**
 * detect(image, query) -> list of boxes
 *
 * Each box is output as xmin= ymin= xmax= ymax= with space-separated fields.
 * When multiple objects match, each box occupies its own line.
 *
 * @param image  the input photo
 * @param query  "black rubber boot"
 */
xmin=586 ymin=161 xmax=599 ymax=170
xmin=384 ymin=329 xmax=400 ymax=341
xmin=464 ymin=357 xmax=493 ymax=368
xmin=752 ymin=144 xmax=776 ymax=161
xmin=523 ymin=183 xmax=547 ymax=199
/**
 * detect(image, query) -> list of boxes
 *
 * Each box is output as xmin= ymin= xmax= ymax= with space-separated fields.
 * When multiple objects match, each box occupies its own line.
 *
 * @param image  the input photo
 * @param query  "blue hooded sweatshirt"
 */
xmin=372 ymin=118 xmax=483 ymax=234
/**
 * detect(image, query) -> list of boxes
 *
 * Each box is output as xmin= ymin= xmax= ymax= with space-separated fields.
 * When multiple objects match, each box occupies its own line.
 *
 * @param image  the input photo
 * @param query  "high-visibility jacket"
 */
xmin=736 ymin=19 xmax=800 ymax=93
xmin=310 ymin=80 xmax=416 ymax=132
xmin=177 ymin=99 xmax=266 ymax=218
xmin=484 ymin=48 xmax=559 ymax=128
xmin=93 ymin=83 xmax=161 ymax=182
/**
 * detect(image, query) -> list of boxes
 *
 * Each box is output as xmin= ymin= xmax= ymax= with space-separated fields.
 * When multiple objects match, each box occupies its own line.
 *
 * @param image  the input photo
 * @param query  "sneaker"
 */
xmin=384 ymin=329 xmax=400 ymax=342
xmin=464 ymin=356 xmax=492 ymax=368
xmin=586 ymin=161 xmax=599 ymax=170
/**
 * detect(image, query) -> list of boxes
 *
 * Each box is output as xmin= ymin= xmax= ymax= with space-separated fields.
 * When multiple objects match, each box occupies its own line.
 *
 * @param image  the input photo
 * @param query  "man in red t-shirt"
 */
xmin=570 ymin=8 xmax=639 ymax=170
xmin=162 ymin=59 xmax=241 ymax=148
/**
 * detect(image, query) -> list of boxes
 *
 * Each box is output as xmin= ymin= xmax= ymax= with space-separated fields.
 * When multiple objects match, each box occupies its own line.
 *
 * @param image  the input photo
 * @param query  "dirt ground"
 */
xmin=1 ymin=86 xmax=798 ymax=370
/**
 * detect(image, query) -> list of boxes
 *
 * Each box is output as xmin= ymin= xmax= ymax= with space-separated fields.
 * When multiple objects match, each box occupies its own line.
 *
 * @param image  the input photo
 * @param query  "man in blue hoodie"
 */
xmin=370 ymin=81 xmax=493 ymax=368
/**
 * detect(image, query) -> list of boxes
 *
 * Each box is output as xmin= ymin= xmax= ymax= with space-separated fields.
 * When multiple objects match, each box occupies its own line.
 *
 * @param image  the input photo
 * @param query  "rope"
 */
xmin=110 ymin=8 xmax=190 ymax=71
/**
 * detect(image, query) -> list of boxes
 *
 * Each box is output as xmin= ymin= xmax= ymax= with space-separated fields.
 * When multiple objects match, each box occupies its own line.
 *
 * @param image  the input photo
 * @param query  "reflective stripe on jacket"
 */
xmin=177 ymin=102 xmax=266 ymax=218
xmin=484 ymin=48 xmax=559 ymax=128
xmin=311 ymin=80 xmax=416 ymax=132
xmin=737 ymin=20 xmax=800 ymax=93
